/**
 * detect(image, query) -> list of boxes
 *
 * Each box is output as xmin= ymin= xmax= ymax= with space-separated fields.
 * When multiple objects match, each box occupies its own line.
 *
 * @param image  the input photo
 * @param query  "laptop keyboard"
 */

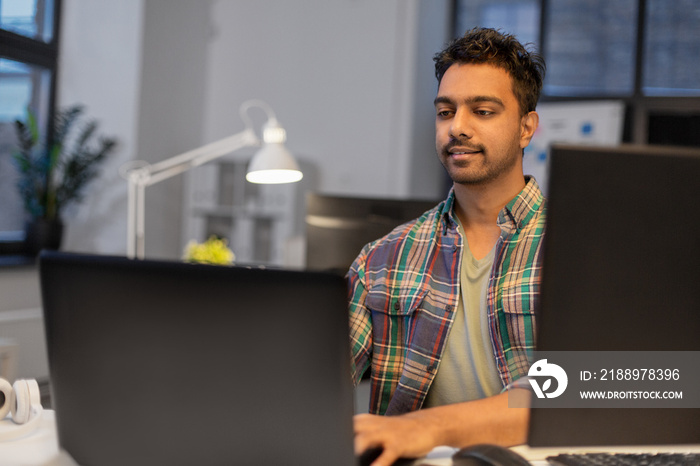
xmin=546 ymin=453 xmax=700 ymax=465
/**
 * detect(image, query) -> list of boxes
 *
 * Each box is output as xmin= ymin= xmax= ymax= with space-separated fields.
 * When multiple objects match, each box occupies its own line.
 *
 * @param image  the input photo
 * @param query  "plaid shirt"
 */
xmin=348 ymin=177 xmax=546 ymax=415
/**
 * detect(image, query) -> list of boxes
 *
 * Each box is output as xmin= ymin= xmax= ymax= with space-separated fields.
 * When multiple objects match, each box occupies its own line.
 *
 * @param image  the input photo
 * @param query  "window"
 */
xmin=0 ymin=0 xmax=61 ymax=256
xmin=543 ymin=0 xmax=638 ymax=96
xmin=453 ymin=0 xmax=700 ymax=145
xmin=455 ymin=0 xmax=541 ymax=49
xmin=643 ymin=0 xmax=700 ymax=95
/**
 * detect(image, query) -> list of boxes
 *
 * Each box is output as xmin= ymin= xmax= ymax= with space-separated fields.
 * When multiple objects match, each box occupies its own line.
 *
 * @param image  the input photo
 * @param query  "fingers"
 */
xmin=355 ymin=443 xmax=402 ymax=466
xmin=353 ymin=413 xmax=422 ymax=466
xmin=372 ymin=446 xmax=402 ymax=466
xmin=353 ymin=414 xmax=381 ymax=455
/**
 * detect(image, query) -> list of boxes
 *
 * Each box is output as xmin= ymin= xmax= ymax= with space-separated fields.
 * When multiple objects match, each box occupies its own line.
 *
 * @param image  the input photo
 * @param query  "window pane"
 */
xmin=455 ymin=0 xmax=540 ymax=50
xmin=0 ymin=0 xmax=54 ymax=42
xmin=643 ymin=0 xmax=700 ymax=96
xmin=543 ymin=0 xmax=637 ymax=96
xmin=0 ymin=58 xmax=52 ymax=231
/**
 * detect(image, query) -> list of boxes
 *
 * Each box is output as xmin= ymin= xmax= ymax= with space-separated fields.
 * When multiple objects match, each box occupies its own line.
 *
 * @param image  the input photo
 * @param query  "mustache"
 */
xmin=441 ymin=138 xmax=485 ymax=154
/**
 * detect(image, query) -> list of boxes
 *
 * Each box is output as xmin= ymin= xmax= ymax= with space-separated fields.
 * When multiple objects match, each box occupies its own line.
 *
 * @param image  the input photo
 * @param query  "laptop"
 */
xmin=527 ymin=144 xmax=700 ymax=447
xmin=39 ymin=252 xmax=356 ymax=466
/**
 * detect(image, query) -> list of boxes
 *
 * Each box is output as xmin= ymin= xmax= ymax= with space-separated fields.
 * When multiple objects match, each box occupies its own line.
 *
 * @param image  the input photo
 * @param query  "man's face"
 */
xmin=434 ymin=63 xmax=536 ymax=186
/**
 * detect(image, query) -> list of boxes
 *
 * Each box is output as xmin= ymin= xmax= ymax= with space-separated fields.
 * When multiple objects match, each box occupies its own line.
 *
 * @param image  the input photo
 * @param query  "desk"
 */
xmin=0 ymin=410 xmax=76 ymax=466
xmin=0 ymin=411 xmax=456 ymax=466
xmin=2 ymin=411 xmax=700 ymax=465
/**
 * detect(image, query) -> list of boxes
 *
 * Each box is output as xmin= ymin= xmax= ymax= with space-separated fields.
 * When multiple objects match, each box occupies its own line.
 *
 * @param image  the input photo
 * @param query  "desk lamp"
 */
xmin=120 ymin=99 xmax=302 ymax=259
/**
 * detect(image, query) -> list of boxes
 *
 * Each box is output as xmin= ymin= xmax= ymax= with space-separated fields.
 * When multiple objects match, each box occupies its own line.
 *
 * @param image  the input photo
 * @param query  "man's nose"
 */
xmin=449 ymin=108 xmax=473 ymax=139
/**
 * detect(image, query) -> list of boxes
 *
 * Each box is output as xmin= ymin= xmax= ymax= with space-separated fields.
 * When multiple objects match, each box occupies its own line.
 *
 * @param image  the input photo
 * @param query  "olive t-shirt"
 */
xmin=423 ymin=223 xmax=503 ymax=407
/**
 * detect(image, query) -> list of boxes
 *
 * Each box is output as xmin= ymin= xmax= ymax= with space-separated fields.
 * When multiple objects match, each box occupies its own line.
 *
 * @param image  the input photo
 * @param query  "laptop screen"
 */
xmin=528 ymin=144 xmax=700 ymax=447
xmin=40 ymin=252 xmax=356 ymax=466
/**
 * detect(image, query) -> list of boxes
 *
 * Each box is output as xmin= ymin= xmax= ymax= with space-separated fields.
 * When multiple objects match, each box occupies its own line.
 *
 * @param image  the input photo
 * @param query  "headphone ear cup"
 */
xmin=0 ymin=378 xmax=12 ymax=419
xmin=11 ymin=379 xmax=41 ymax=425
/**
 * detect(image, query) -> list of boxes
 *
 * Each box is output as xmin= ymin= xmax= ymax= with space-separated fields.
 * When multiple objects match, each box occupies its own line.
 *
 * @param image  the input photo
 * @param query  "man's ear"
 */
xmin=520 ymin=111 xmax=539 ymax=149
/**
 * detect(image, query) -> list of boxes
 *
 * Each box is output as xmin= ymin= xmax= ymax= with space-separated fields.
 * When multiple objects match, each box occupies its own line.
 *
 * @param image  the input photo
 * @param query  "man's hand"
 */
xmin=354 ymin=411 xmax=443 ymax=466
xmin=353 ymin=391 xmax=531 ymax=466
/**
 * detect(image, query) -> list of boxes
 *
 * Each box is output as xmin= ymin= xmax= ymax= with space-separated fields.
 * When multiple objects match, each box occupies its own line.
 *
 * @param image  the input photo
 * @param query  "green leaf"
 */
xmin=11 ymin=104 xmax=117 ymax=220
xmin=27 ymin=108 xmax=40 ymax=144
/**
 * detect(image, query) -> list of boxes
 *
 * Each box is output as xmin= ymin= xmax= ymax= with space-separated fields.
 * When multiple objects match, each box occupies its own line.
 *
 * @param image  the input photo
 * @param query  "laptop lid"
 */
xmin=39 ymin=251 xmax=355 ymax=466
xmin=527 ymin=144 xmax=700 ymax=447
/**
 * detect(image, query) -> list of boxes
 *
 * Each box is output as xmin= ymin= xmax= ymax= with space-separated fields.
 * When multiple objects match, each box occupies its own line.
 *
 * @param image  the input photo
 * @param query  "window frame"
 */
xmin=0 ymin=0 xmax=62 ymax=263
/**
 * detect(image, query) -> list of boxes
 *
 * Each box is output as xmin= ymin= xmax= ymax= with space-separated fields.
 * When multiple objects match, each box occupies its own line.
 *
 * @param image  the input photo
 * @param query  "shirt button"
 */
xmin=446 ymin=305 xmax=453 ymax=312
xmin=393 ymin=301 xmax=400 ymax=311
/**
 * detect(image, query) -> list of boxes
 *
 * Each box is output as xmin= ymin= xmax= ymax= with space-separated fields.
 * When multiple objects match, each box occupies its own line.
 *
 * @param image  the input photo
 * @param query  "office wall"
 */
xmin=59 ymin=0 xmax=145 ymax=256
xmin=200 ymin=0 xmax=450 ymax=199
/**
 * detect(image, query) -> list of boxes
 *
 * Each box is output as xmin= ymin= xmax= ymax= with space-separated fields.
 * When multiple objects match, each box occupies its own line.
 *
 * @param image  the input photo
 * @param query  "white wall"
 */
xmin=58 ymin=0 xmax=145 ymax=255
xmin=203 ymin=1 xmax=414 ymax=196
xmin=409 ymin=0 xmax=453 ymax=199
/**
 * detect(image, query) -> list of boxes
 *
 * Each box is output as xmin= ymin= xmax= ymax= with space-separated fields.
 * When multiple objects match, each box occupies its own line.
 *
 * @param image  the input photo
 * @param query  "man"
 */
xmin=348 ymin=28 xmax=546 ymax=465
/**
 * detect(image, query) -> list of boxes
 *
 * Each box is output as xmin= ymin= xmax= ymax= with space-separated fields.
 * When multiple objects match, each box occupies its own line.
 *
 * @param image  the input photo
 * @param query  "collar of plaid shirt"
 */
xmin=348 ymin=177 xmax=546 ymax=415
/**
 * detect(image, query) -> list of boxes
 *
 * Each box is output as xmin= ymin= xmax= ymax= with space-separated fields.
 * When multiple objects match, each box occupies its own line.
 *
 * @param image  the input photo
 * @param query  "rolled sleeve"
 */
xmin=347 ymin=252 xmax=372 ymax=386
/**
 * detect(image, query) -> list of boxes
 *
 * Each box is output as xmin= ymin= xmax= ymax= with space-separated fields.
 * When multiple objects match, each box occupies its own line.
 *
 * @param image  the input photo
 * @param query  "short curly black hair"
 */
xmin=433 ymin=28 xmax=546 ymax=116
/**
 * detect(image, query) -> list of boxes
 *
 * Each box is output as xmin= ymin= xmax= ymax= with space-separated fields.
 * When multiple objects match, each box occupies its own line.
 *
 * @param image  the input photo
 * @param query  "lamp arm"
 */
xmin=143 ymin=129 xmax=258 ymax=186
xmin=239 ymin=99 xmax=278 ymax=131
xmin=119 ymin=99 xmax=296 ymax=260
xmin=121 ymin=128 xmax=259 ymax=259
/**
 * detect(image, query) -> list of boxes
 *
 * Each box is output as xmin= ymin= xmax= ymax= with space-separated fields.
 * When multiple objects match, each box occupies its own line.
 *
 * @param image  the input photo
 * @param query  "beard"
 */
xmin=438 ymin=137 xmax=521 ymax=185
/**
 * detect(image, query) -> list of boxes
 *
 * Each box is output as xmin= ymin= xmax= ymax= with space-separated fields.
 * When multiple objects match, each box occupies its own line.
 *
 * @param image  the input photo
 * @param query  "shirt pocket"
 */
xmin=364 ymin=284 xmax=436 ymax=384
xmin=499 ymin=282 xmax=537 ymax=337
xmin=499 ymin=304 xmax=536 ymax=349
xmin=365 ymin=284 xmax=430 ymax=316
xmin=497 ymin=284 xmax=538 ymax=377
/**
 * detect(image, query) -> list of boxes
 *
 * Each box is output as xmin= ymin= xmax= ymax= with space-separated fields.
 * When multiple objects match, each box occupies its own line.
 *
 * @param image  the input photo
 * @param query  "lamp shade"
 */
xmin=246 ymin=143 xmax=303 ymax=184
xmin=245 ymin=118 xmax=302 ymax=184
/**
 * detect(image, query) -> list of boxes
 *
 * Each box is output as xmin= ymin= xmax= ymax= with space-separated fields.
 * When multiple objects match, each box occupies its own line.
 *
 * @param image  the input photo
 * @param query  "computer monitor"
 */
xmin=528 ymin=143 xmax=700 ymax=447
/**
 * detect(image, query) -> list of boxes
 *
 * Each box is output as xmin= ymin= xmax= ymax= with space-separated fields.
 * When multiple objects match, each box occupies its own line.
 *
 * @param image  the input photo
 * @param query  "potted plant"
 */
xmin=12 ymin=105 xmax=117 ymax=254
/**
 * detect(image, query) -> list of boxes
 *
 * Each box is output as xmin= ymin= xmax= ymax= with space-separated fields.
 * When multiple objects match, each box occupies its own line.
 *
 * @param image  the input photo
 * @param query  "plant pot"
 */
xmin=24 ymin=218 xmax=64 ymax=255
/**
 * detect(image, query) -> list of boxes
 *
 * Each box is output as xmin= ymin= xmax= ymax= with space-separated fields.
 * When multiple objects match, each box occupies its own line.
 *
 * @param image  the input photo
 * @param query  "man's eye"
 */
xmin=437 ymin=110 xmax=453 ymax=118
xmin=475 ymin=109 xmax=494 ymax=116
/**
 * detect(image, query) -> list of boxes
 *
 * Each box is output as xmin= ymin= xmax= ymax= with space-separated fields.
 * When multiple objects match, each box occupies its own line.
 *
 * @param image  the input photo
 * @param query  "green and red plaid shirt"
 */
xmin=347 ymin=177 xmax=546 ymax=415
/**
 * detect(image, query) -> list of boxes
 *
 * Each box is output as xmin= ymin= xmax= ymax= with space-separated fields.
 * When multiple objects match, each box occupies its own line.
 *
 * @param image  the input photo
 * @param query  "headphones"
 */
xmin=0 ymin=377 xmax=43 ymax=441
